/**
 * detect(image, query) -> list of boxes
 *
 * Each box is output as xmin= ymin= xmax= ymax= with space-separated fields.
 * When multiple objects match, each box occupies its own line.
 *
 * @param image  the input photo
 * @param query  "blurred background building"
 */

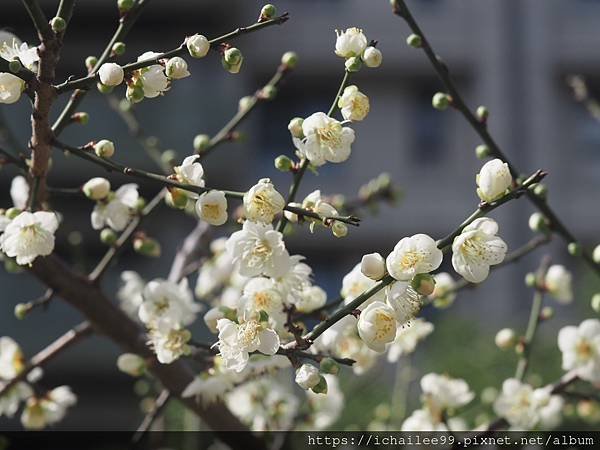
xmin=1 ymin=0 xmax=600 ymax=430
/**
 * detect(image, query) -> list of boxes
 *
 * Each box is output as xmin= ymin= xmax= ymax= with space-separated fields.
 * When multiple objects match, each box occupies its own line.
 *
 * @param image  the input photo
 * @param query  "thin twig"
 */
xmin=131 ymin=389 xmax=171 ymax=442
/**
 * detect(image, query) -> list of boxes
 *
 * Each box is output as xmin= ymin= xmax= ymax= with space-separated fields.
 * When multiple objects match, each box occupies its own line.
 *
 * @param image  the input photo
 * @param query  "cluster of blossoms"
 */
xmin=0 ymin=337 xmax=76 ymax=429
xmin=0 ymin=32 xmax=39 ymax=104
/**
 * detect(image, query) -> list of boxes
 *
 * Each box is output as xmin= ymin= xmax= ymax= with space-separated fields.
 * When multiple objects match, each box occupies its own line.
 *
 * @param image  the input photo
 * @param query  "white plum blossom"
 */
xmin=451 ymin=217 xmax=507 ymax=283
xmin=0 ymin=72 xmax=25 ymax=104
xmin=429 ymin=272 xmax=457 ymax=308
xmin=238 ymin=277 xmax=285 ymax=325
xmin=134 ymin=52 xmax=169 ymax=98
xmin=10 ymin=176 xmax=29 ymax=209
xmin=271 ymin=254 xmax=312 ymax=302
xmin=195 ymin=243 xmax=235 ymax=298
xmin=0 ymin=382 xmax=32 ymax=419
xmin=341 ymin=263 xmax=385 ymax=309
xmin=386 ymin=234 xmax=443 ymax=282
xmin=295 ymin=363 xmax=321 ymax=390
xmin=165 ymin=56 xmax=190 ymax=79
xmin=243 ymin=178 xmax=285 ymax=224
xmin=387 ymin=318 xmax=434 ymax=362
xmin=186 ymin=34 xmax=210 ymax=58
xmin=293 ymin=112 xmax=355 ymax=166
xmin=117 ymin=271 xmax=145 ymax=319
xmin=148 ymin=320 xmax=192 ymax=364
xmin=98 ymin=63 xmax=124 ymax=86
xmin=174 ymin=155 xmax=205 ymax=190
xmin=226 ymin=220 xmax=291 ymax=278
xmin=362 ymin=46 xmax=382 ymax=68
xmin=21 ymin=386 xmax=76 ymax=430
xmin=204 ymin=307 xmax=226 ymax=333
xmin=0 ymin=211 xmax=58 ymax=265
xmin=385 ymin=281 xmax=422 ymax=325
xmin=294 ymin=285 xmax=327 ymax=313
xmin=360 ymin=252 xmax=386 ymax=280
xmin=544 ymin=265 xmax=573 ymax=304
xmin=335 ymin=27 xmax=368 ymax=58
xmin=494 ymin=378 xmax=563 ymax=430
xmin=0 ymin=32 xmax=39 ymax=70
xmin=0 ymin=337 xmax=25 ymax=380
xmin=139 ymin=278 xmax=201 ymax=327
xmin=421 ymin=373 xmax=474 ymax=413
xmin=196 ymin=190 xmax=228 ymax=225
xmin=183 ymin=374 xmax=234 ymax=407
xmin=476 ymin=158 xmax=512 ymax=203
xmin=401 ymin=408 xmax=449 ymax=431
xmin=216 ymin=318 xmax=280 ymax=373
xmin=91 ymin=184 xmax=139 ymax=231
xmin=338 ymin=85 xmax=370 ymax=122
xmin=357 ymin=301 xmax=397 ymax=352
xmin=558 ymin=319 xmax=600 ymax=383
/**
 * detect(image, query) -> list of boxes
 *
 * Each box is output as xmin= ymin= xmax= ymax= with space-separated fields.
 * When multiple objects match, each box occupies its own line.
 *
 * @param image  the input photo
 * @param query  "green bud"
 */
xmin=260 ymin=85 xmax=277 ymax=100
xmin=281 ymin=51 xmax=298 ymax=69
xmin=97 ymin=82 xmax=113 ymax=94
xmin=311 ymin=375 xmax=328 ymax=394
xmin=136 ymin=198 xmax=146 ymax=211
xmin=533 ymin=183 xmax=548 ymax=199
xmin=85 ymin=56 xmax=98 ymax=72
xmin=528 ymin=212 xmax=549 ymax=233
xmin=14 ymin=303 xmax=31 ymax=320
xmin=475 ymin=144 xmax=491 ymax=159
xmin=406 ymin=34 xmax=422 ymax=48
xmin=118 ymin=0 xmax=135 ymax=13
xmin=259 ymin=4 xmax=277 ymax=20
xmin=224 ymin=48 xmax=242 ymax=66
xmin=591 ymin=293 xmax=600 ymax=314
xmin=193 ymin=134 xmax=211 ymax=153
xmin=133 ymin=236 xmax=161 ymax=258
xmin=332 ymin=222 xmax=348 ymax=238
xmin=540 ymin=306 xmax=554 ymax=321
xmin=112 ymin=42 xmax=126 ymax=56
xmin=344 ymin=56 xmax=362 ymax=73
xmin=319 ymin=357 xmax=340 ymax=375
xmin=6 ymin=207 xmax=22 ymax=220
xmin=238 ymin=95 xmax=254 ymax=112
xmin=50 ymin=17 xmax=66 ymax=33
xmin=71 ymin=112 xmax=89 ymax=125
xmin=432 ymin=92 xmax=450 ymax=110
xmin=167 ymin=188 xmax=188 ymax=209
xmin=411 ymin=273 xmax=436 ymax=296
xmin=568 ymin=242 xmax=581 ymax=256
xmin=126 ymin=85 xmax=144 ymax=103
xmin=100 ymin=228 xmax=118 ymax=246
xmin=8 ymin=59 xmax=22 ymax=73
xmin=476 ymin=106 xmax=489 ymax=122
xmin=524 ymin=272 xmax=537 ymax=288
xmin=274 ymin=155 xmax=293 ymax=172
xmin=161 ymin=150 xmax=177 ymax=167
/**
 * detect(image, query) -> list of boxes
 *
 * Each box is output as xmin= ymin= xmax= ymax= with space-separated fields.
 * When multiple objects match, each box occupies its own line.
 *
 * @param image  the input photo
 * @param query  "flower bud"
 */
xmin=193 ymin=134 xmax=211 ymax=153
xmin=224 ymin=48 xmax=242 ymax=66
xmin=406 ymin=34 xmax=422 ymax=48
xmin=311 ymin=375 xmax=328 ymax=394
xmin=85 ymin=56 xmax=98 ymax=72
xmin=166 ymin=57 xmax=190 ymax=79
xmin=6 ymin=208 xmax=22 ymax=220
xmin=568 ymin=242 xmax=581 ymax=256
xmin=533 ymin=183 xmax=548 ymax=199
xmin=594 ymin=245 xmax=600 ymax=264
xmin=133 ymin=236 xmax=161 ymax=257
xmin=203 ymin=307 xmax=226 ymax=333
xmin=360 ymin=252 xmax=385 ymax=280
xmin=100 ymin=228 xmax=117 ymax=246
xmin=591 ymin=293 xmax=600 ymax=314
xmin=524 ymin=272 xmax=537 ymax=288
xmin=260 ymin=85 xmax=277 ymax=100
xmin=136 ymin=198 xmax=146 ymax=211
xmin=161 ymin=150 xmax=177 ymax=167
xmin=14 ymin=303 xmax=31 ymax=320
xmin=540 ymin=306 xmax=554 ymax=321
xmin=186 ymin=34 xmax=210 ymax=58
xmin=295 ymin=364 xmax=321 ymax=390
xmin=432 ymin=92 xmax=450 ymax=110
xmin=332 ymin=222 xmax=348 ymax=238
xmin=495 ymin=328 xmax=516 ymax=350
xmin=222 ymin=55 xmax=243 ymax=74
xmin=481 ymin=386 xmax=498 ymax=405
xmin=83 ymin=177 xmax=111 ymax=200
xmin=528 ymin=212 xmax=549 ymax=233
xmin=96 ymin=82 xmax=113 ymax=94
xmin=476 ymin=158 xmax=512 ymax=203
xmin=126 ymin=85 xmax=144 ymax=103
xmin=50 ymin=17 xmax=66 ymax=33
xmin=475 ymin=144 xmax=491 ymax=159
xmin=361 ymin=46 xmax=382 ymax=68
xmin=93 ymin=139 xmax=115 ymax=158
xmin=98 ymin=63 xmax=124 ymax=87
xmin=320 ymin=357 xmax=340 ymax=375
xmin=118 ymin=0 xmax=135 ymax=13
xmin=259 ymin=4 xmax=277 ymax=21
xmin=411 ymin=273 xmax=436 ymax=296
xmin=117 ymin=353 xmax=146 ymax=377
xmin=476 ymin=106 xmax=489 ymax=122
xmin=8 ymin=59 xmax=22 ymax=73
xmin=166 ymin=188 xmax=189 ymax=209
xmin=238 ymin=95 xmax=254 ymax=112
xmin=344 ymin=56 xmax=362 ymax=73
xmin=112 ymin=42 xmax=126 ymax=56
xmin=281 ymin=51 xmax=298 ymax=69
xmin=71 ymin=112 xmax=89 ymax=125
xmin=274 ymin=155 xmax=293 ymax=172
xmin=287 ymin=117 xmax=304 ymax=139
